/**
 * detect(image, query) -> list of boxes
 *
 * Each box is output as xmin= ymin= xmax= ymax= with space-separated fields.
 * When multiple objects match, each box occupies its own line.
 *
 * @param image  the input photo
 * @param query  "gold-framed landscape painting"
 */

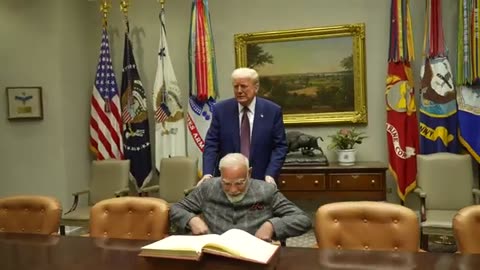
xmin=234 ymin=23 xmax=367 ymax=125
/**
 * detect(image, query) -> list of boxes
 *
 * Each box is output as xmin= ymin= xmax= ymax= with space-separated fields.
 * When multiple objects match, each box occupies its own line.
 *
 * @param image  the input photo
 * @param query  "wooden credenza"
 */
xmin=279 ymin=162 xmax=388 ymax=202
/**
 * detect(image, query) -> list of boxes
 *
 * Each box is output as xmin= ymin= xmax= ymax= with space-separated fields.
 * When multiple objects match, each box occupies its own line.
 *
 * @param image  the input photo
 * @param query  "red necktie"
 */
xmin=240 ymin=107 xmax=250 ymax=158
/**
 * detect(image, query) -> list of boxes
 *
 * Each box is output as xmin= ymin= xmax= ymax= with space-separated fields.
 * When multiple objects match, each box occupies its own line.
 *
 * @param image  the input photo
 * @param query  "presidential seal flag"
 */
xmin=89 ymin=27 xmax=123 ymax=160
xmin=385 ymin=0 xmax=419 ymax=201
xmin=419 ymin=0 xmax=458 ymax=154
xmin=187 ymin=0 xmax=218 ymax=176
xmin=121 ymin=23 xmax=153 ymax=190
xmin=153 ymin=6 xmax=187 ymax=172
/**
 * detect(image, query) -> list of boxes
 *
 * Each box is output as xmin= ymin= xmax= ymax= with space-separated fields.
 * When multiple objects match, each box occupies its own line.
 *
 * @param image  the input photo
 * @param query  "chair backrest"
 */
xmin=417 ymin=153 xmax=474 ymax=210
xmin=158 ymin=157 xmax=198 ymax=202
xmin=315 ymin=201 xmax=419 ymax=252
xmin=89 ymin=159 xmax=130 ymax=205
xmin=0 ymin=195 xmax=61 ymax=235
xmin=89 ymin=197 xmax=169 ymax=240
xmin=453 ymin=205 xmax=480 ymax=253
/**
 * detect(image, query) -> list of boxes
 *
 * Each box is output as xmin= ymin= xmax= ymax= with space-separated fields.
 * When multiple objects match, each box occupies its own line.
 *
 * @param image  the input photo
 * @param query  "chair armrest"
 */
xmin=140 ymin=185 xmax=160 ymax=194
xmin=72 ymin=190 xmax=90 ymax=196
xmin=473 ymin=188 xmax=480 ymax=204
xmin=413 ymin=188 xmax=426 ymax=198
xmin=413 ymin=187 xmax=426 ymax=222
xmin=114 ymin=187 xmax=130 ymax=197
xmin=65 ymin=190 xmax=90 ymax=215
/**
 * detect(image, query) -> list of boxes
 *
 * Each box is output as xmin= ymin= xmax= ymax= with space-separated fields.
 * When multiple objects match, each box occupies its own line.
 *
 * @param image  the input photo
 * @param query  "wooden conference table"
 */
xmin=2 ymin=232 xmax=480 ymax=270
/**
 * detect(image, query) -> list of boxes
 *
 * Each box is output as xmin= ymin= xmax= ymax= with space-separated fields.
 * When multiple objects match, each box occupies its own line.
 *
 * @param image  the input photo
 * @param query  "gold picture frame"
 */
xmin=6 ymin=86 xmax=44 ymax=120
xmin=234 ymin=23 xmax=367 ymax=125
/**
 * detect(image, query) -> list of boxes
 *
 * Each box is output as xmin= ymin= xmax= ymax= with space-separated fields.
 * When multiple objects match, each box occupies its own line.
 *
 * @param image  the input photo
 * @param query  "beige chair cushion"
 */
xmin=158 ymin=157 xmax=198 ymax=202
xmin=90 ymin=197 xmax=169 ymax=240
xmin=0 ymin=195 xmax=61 ymax=235
xmin=422 ymin=210 xmax=457 ymax=229
xmin=453 ymin=205 xmax=480 ymax=253
xmin=315 ymin=201 xmax=419 ymax=252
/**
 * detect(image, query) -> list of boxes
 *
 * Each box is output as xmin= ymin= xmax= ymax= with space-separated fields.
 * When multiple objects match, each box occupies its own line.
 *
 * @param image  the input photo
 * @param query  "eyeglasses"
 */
xmin=221 ymin=178 xmax=247 ymax=187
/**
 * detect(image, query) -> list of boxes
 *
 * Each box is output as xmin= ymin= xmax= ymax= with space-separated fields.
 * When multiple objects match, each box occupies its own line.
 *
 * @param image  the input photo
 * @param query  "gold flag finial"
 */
xmin=120 ymin=0 xmax=129 ymax=16
xmin=100 ymin=0 xmax=111 ymax=27
xmin=159 ymin=0 xmax=165 ymax=9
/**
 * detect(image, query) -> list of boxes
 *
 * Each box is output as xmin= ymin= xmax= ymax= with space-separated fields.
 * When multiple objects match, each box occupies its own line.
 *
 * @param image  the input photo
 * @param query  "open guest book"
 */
xmin=139 ymin=228 xmax=279 ymax=264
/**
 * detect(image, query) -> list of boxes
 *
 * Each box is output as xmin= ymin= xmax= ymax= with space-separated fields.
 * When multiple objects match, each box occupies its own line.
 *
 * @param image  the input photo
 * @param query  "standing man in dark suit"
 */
xmin=199 ymin=68 xmax=288 ymax=185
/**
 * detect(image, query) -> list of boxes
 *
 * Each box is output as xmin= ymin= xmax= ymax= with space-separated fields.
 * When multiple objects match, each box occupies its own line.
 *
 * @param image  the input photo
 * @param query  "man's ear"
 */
xmin=248 ymin=167 xmax=252 ymax=178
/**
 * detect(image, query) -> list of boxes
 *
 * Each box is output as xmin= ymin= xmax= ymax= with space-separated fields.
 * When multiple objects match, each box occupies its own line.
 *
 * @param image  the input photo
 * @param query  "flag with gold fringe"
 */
xmin=153 ymin=4 xmax=187 ymax=172
xmin=89 ymin=4 xmax=123 ymax=160
xmin=457 ymin=0 xmax=480 ymax=163
xmin=385 ymin=0 xmax=419 ymax=201
xmin=186 ymin=0 xmax=218 ymax=176
xmin=419 ymin=0 xmax=458 ymax=154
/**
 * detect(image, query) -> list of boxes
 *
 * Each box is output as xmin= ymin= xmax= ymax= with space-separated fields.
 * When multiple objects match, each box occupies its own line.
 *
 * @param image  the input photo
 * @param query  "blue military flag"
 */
xmin=120 ymin=26 xmax=153 ymax=191
xmin=419 ymin=0 xmax=458 ymax=153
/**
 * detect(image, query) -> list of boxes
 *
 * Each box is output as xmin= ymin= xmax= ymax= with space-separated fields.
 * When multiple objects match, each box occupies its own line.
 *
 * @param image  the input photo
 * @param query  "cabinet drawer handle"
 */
xmin=336 ymin=180 xmax=341 ymax=184
xmin=281 ymin=181 xmax=286 ymax=185
xmin=371 ymin=179 xmax=375 ymax=184
xmin=314 ymin=180 xmax=319 ymax=185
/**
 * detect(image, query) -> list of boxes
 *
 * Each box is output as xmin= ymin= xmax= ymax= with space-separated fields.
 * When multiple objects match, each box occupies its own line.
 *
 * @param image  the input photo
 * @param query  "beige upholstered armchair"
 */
xmin=315 ymin=201 xmax=420 ymax=252
xmin=414 ymin=153 xmax=480 ymax=251
xmin=0 ymin=195 xmax=62 ymax=235
xmin=60 ymin=159 xmax=130 ymax=235
xmin=141 ymin=157 xmax=198 ymax=203
xmin=89 ymin=197 xmax=169 ymax=240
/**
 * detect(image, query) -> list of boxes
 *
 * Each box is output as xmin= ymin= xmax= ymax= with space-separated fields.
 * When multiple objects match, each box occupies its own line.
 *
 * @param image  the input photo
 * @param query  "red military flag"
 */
xmin=386 ymin=62 xmax=419 ymax=201
xmin=385 ymin=0 xmax=419 ymax=201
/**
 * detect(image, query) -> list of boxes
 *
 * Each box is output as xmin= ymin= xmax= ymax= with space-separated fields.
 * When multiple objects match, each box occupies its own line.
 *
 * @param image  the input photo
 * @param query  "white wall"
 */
xmin=0 ymin=0 xmax=67 ymax=203
xmin=0 ymin=0 xmax=462 ymax=207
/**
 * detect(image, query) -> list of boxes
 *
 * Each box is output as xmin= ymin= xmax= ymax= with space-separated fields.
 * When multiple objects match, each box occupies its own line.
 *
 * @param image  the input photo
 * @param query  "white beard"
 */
xmin=225 ymin=192 xmax=246 ymax=203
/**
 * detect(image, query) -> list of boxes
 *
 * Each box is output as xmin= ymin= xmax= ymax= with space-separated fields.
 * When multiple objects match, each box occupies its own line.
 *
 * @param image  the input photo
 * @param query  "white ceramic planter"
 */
xmin=337 ymin=149 xmax=357 ymax=166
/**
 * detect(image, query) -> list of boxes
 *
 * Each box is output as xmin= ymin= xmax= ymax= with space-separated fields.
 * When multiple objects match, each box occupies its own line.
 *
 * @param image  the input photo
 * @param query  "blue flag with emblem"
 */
xmin=120 ymin=23 xmax=153 ymax=191
xmin=419 ymin=0 xmax=458 ymax=154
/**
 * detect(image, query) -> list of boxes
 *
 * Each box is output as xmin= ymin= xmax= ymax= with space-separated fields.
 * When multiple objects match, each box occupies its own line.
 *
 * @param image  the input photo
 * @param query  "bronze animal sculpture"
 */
xmin=286 ymin=131 xmax=324 ymax=157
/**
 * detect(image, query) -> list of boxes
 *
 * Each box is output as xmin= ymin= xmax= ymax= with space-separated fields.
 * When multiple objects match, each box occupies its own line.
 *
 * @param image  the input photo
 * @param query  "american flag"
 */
xmin=89 ymin=28 xmax=123 ymax=160
xmin=155 ymin=103 xmax=171 ymax=122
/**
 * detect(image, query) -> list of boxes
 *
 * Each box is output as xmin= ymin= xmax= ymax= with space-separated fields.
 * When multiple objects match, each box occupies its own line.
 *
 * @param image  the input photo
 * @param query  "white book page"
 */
xmin=208 ymin=229 xmax=279 ymax=263
xmin=141 ymin=234 xmax=221 ymax=253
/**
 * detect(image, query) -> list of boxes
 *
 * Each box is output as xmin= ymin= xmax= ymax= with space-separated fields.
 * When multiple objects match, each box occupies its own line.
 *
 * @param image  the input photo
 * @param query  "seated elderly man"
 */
xmin=170 ymin=153 xmax=311 ymax=242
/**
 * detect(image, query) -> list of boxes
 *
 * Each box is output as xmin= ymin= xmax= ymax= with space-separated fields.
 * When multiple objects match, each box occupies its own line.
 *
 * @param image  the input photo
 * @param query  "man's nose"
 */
xmin=228 ymin=185 xmax=239 ymax=194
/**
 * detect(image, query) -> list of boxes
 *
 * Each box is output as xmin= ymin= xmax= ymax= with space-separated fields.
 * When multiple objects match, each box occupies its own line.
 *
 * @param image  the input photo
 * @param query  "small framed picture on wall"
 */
xmin=6 ymin=86 xmax=44 ymax=120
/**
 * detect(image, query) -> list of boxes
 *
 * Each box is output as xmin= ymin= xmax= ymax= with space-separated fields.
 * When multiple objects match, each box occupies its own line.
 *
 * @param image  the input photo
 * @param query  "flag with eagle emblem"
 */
xmin=121 ymin=24 xmax=153 ymax=191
